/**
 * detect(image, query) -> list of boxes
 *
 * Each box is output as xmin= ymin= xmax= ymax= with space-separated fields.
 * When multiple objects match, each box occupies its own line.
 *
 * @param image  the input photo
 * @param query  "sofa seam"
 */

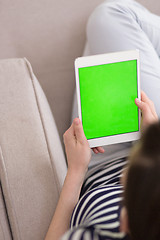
xmin=0 ymin=146 xmax=20 ymax=240
xmin=24 ymin=58 xmax=61 ymax=195
xmin=0 ymin=182 xmax=13 ymax=240
xmin=0 ymin=184 xmax=6 ymax=240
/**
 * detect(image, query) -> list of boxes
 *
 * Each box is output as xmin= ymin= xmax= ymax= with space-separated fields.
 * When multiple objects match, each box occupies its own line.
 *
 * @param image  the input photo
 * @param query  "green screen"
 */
xmin=79 ymin=60 xmax=139 ymax=139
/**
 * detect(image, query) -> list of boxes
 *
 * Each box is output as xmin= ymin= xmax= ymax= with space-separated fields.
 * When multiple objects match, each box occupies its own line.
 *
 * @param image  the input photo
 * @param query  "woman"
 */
xmin=45 ymin=90 xmax=159 ymax=240
xmin=45 ymin=0 xmax=160 ymax=239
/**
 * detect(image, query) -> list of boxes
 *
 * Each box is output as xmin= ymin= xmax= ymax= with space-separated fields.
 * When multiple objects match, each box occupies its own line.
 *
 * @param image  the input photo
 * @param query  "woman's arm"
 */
xmin=45 ymin=118 xmax=91 ymax=240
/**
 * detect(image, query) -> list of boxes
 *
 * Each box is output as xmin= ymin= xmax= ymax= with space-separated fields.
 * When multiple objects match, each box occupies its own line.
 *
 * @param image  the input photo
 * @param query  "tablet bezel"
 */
xmin=75 ymin=50 xmax=141 ymax=148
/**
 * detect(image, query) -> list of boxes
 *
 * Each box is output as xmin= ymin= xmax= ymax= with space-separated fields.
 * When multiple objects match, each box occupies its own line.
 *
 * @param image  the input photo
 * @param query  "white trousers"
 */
xmin=86 ymin=0 xmax=160 ymax=117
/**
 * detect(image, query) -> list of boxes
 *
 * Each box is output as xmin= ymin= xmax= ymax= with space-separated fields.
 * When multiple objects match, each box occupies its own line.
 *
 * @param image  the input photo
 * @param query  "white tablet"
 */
xmin=75 ymin=50 xmax=141 ymax=148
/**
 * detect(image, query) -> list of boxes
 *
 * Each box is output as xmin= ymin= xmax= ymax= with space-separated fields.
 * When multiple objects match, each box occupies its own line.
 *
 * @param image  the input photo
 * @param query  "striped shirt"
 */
xmin=62 ymin=157 xmax=129 ymax=240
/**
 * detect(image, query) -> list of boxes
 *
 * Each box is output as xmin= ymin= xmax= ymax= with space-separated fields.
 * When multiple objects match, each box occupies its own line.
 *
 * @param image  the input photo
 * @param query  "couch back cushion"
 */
xmin=0 ymin=58 xmax=67 ymax=240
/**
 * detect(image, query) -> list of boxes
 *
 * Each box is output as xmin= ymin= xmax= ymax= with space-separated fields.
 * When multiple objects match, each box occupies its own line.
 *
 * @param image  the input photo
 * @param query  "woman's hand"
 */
xmin=135 ymin=91 xmax=158 ymax=130
xmin=92 ymin=91 xmax=159 ymax=153
xmin=46 ymin=119 xmax=91 ymax=240
xmin=63 ymin=118 xmax=91 ymax=178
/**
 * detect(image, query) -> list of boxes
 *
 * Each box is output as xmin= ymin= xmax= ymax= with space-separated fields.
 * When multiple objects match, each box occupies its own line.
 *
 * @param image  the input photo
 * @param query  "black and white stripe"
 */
xmin=62 ymin=157 xmax=128 ymax=240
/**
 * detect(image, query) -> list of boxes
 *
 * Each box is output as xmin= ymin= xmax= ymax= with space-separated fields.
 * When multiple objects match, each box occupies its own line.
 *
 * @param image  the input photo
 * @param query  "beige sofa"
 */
xmin=0 ymin=0 xmax=159 ymax=239
xmin=0 ymin=58 xmax=67 ymax=239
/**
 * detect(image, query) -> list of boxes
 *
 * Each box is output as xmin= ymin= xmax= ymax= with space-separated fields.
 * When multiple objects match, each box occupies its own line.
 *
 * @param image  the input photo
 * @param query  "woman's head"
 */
xmin=121 ymin=121 xmax=160 ymax=240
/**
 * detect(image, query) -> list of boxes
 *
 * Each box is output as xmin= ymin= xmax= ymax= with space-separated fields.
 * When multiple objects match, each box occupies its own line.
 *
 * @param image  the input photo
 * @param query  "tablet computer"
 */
xmin=75 ymin=50 xmax=141 ymax=148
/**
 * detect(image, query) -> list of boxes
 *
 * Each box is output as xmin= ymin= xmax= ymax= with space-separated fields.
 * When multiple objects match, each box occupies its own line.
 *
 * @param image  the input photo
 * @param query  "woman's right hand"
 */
xmin=135 ymin=91 xmax=158 ymax=130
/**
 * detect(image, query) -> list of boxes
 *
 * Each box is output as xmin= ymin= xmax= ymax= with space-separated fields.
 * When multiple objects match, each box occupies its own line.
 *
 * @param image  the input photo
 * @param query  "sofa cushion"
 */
xmin=0 ymin=58 xmax=67 ymax=240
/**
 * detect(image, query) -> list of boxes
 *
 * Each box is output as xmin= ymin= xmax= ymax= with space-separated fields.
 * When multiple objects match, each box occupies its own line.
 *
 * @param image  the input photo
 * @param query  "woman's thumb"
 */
xmin=135 ymin=98 xmax=144 ymax=110
xmin=135 ymin=98 xmax=149 ymax=112
xmin=73 ymin=118 xmax=87 ymax=144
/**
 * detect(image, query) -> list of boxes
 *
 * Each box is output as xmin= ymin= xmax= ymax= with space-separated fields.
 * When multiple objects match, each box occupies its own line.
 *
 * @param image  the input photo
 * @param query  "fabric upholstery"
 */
xmin=0 ymin=58 xmax=67 ymax=240
xmin=0 ymin=184 xmax=12 ymax=240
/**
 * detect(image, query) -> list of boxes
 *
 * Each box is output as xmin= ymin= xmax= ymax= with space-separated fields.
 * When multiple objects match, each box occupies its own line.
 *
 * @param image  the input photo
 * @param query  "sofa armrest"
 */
xmin=0 ymin=58 xmax=67 ymax=240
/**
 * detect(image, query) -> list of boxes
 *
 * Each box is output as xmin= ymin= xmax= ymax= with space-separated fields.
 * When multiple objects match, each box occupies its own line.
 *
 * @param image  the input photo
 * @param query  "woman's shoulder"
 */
xmin=62 ymin=184 xmax=126 ymax=240
xmin=62 ymin=156 xmax=128 ymax=240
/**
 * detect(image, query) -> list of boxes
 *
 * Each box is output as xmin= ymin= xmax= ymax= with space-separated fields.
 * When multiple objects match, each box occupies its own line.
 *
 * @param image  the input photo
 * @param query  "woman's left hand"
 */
xmin=63 ymin=118 xmax=91 ymax=178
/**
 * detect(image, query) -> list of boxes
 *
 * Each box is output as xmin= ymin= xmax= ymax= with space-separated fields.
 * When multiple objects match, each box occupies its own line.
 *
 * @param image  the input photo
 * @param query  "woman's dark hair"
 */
xmin=124 ymin=121 xmax=160 ymax=240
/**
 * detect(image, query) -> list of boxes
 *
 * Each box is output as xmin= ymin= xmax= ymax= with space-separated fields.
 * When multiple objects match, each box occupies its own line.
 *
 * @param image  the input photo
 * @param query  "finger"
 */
xmin=63 ymin=122 xmax=74 ymax=144
xmin=92 ymin=148 xmax=99 ymax=154
xmin=96 ymin=147 xmax=105 ymax=153
xmin=73 ymin=118 xmax=87 ymax=144
xmin=135 ymin=98 xmax=154 ymax=125
xmin=141 ymin=91 xmax=157 ymax=116
xmin=141 ymin=91 xmax=154 ymax=107
xmin=135 ymin=98 xmax=149 ymax=113
xmin=141 ymin=91 xmax=150 ymax=103
xmin=92 ymin=147 xmax=105 ymax=154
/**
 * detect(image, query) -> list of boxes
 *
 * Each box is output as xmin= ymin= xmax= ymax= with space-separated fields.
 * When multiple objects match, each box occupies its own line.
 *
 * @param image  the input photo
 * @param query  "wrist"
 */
xmin=67 ymin=167 xmax=87 ymax=186
xmin=61 ymin=169 xmax=85 ymax=207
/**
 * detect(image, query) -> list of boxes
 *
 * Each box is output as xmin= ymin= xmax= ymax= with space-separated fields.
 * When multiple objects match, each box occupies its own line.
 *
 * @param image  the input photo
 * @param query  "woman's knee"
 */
xmin=87 ymin=0 xmax=138 ymax=33
xmin=86 ymin=0 xmax=141 ymax=54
